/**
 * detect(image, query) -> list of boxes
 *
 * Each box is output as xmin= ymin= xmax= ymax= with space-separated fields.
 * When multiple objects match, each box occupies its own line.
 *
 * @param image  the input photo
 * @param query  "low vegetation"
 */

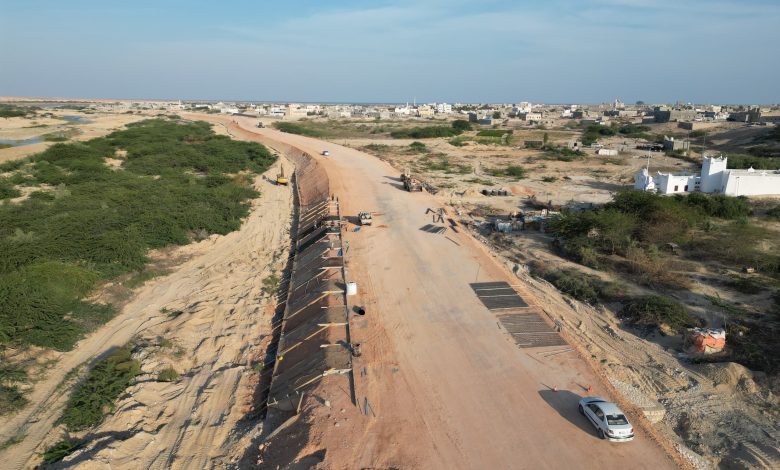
xmin=581 ymin=123 xmax=655 ymax=146
xmin=272 ymin=121 xmax=326 ymax=138
xmin=0 ymin=120 xmax=274 ymax=413
xmin=725 ymin=153 xmax=780 ymax=170
xmin=59 ymin=345 xmax=140 ymax=431
xmin=530 ymin=261 xmax=626 ymax=304
xmin=621 ymin=295 xmax=699 ymax=331
xmin=0 ymin=104 xmax=37 ymax=119
xmin=546 ymin=190 xmax=779 ymax=369
xmin=157 ymin=367 xmax=180 ymax=382
xmin=390 ymin=125 xmax=462 ymax=139
xmin=484 ymin=165 xmax=526 ymax=179
xmin=44 ymin=345 xmax=140 ymax=464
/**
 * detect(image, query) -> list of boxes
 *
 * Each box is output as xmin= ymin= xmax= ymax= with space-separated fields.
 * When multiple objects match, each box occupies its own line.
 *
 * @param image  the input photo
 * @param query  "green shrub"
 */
xmin=43 ymin=438 xmax=83 ymax=464
xmin=476 ymin=129 xmax=512 ymax=137
xmin=271 ymin=121 xmax=324 ymax=137
xmin=362 ymin=143 xmax=390 ymax=153
xmin=0 ymin=120 xmax=273 ymax=350
xmin=157 ymin=367 xmax=180 ymax=382
xmin=59 ymin=345 xmax=140 ymax=430
xmin=0 ymin=385 xmax=28 ymax=414
xmin=0 ymin=179 xmax=20 ymax=199
xmin=391 ymin=126 xmax=461 ymax=139
xmin=485 ymin=165 xmax=526 ymax=179
xmin=541 ymin=176 xmax=557 ymax=183
xmin=767 ymin=205 xmax=780 ymax=219
xmin=542 ymin=146 xmax=586 ymax=161
xmin=452 ymin=120 xmax=471 ymax=132
xmin=408 ymin=141 xmax=427 ymax=153
xmin=725 ymin=275 xmax=764 ymax=294
xmin=621 ymin=295 xmax=698 ymax=331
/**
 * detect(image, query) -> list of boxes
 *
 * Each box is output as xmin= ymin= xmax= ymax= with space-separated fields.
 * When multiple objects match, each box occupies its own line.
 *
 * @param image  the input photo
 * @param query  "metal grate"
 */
xmin=472 ymin=282 xmax=566 ymax=348
xmin=470 ymin=281 xmax=528 ymax=309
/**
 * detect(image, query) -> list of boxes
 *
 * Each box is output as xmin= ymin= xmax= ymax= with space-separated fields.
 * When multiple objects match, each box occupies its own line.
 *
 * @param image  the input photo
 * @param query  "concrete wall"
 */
xmin=722 ymin=171 xmax=780 ymax=196
xmin=655 ymin=173 xmax=694 ymax=194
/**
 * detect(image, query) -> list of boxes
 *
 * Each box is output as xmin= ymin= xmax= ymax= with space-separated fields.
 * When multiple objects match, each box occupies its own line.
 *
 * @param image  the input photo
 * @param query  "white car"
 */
xmin=322 ymin=150 xmax=330 ymax=156
xmin=578 ymin=397 xmax=634 ymax=442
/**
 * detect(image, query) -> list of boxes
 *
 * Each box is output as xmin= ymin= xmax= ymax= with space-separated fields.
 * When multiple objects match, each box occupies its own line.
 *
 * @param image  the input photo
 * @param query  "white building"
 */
xmin=635 ymin=156 xmax=780 ymax=197
xmin=435 ymin=102 xmax=452 ymax=114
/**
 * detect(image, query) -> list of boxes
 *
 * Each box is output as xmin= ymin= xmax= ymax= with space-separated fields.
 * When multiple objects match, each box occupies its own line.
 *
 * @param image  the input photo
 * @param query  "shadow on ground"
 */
xmin=537 ymin=388 xmax=598 ymax=438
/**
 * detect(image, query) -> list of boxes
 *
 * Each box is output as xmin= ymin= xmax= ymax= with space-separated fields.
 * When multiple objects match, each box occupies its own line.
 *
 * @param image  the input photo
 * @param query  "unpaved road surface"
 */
xmin=0 ymin=160 xmax=292 ymax=469
xmin=215 ymin=116 xmax=679 ymax=470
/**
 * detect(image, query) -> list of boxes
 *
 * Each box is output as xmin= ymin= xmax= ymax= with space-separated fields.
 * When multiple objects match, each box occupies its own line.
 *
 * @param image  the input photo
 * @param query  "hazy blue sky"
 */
xmin=1 ymin=0 xmax=778 ymax=103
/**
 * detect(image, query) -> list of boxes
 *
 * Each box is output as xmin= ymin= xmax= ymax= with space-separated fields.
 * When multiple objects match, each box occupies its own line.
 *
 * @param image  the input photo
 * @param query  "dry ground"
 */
xmin=250 ymin=115 xmax=780 ymax=469
xmin=214 ymin=116 xmax=680 ymax=470
xmin=0 ymin=151 xmax=293 ymax=469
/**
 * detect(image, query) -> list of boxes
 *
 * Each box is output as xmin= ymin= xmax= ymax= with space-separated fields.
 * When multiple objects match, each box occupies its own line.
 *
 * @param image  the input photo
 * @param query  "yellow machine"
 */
xmin=276 ymin=164 xmax=289 ymax=185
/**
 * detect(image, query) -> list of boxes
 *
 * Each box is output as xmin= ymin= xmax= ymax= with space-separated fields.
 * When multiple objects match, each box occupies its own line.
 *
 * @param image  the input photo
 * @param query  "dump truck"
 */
xmin=276 ymin=164 xmax=289 ymax=185
xmin=358 ymin=211 xmax=373 ymax=226
xmin=400 ymin=167 xmax=423 ymax=192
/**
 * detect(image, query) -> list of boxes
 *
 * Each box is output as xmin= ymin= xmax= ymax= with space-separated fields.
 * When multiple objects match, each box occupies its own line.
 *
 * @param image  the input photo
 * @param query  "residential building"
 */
xmin=635 ymin=156 xmax=780 ymax=197
xmin=663 ymin=136 xmax=690 ymax=153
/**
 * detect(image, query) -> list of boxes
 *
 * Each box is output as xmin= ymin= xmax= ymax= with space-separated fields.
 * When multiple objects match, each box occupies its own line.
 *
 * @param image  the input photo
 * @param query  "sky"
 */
xmin=1 ymin=0 xmax=778 ymax=104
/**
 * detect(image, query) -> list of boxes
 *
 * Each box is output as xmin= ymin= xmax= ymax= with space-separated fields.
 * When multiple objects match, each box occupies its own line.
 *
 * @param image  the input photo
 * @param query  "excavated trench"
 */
xmin=257 ymin=144 xmax=355 ymax=432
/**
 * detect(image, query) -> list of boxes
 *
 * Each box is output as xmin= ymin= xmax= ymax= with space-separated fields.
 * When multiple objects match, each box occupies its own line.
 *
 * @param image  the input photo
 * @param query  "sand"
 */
xmin=0 ymin=158 xmax=293 ymax=469
xmin=209 ymin=116 xmax=680 ymax=470
xmin=0 ymin=112 xmax=146 ymax=163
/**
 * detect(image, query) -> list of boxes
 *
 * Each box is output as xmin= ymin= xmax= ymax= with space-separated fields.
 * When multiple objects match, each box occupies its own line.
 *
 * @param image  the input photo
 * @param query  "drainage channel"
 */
xmin=256 ymin=149 xmax=355 ymax=432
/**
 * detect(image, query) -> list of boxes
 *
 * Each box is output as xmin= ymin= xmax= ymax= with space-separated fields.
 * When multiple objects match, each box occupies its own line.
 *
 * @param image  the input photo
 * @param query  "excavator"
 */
xmin=276 ymin=164 xmax=289 ymax=185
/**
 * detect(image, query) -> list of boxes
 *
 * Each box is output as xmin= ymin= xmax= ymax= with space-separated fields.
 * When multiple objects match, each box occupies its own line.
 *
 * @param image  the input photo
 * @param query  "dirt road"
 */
xmin=215 ymin=116 xmax=679 ymax=469
xmin=0 ymin=161 xmax=292 ymax=469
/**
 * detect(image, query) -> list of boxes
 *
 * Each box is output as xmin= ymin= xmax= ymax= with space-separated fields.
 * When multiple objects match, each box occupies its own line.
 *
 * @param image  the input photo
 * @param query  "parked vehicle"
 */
xmin=358 ymin=211 xmax=373 ymax=226
xmin=322 ymin=150 xmax=330 ymax=156
xmin=578 ymin=397 xmax=634 ymax=442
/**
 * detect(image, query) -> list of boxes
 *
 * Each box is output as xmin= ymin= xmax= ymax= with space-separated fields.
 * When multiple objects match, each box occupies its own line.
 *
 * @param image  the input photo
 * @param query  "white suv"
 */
xmin=578 ymin=397 xmax=635 ymax=442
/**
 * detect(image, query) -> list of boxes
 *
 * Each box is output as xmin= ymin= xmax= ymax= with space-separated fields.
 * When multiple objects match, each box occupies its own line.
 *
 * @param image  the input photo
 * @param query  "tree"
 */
xmin=543 ymin=132 xmax=549 ymax=148
xmin=451 ymin=119 xmax=471 ymax=132
xmin=492 ymin=111 xmax=501 ymax=119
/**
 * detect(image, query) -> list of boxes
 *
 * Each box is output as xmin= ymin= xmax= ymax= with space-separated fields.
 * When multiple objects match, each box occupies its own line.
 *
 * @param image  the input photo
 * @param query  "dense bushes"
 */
xmin=44 ymin=345 xmax=141 ymax=462
xmin=0 ymin=178 xmax=20 ymax=199
xmin=477 ymin=129 xmax=512 ymax=137
xmin=485 ymin=165 xmax=526 ymax=179
xmin=726 ymin=153 xmax=780 ymax=170
xmin=59 ymin=346 xmax=140 ymax=430
xmin=452 ymin=119 xmax=471 ymax=132
xmin=391 ymin=125 xmax=461 ymax=139
xmin=547 ymin=191 xmax=766 ymax=286
xmin=0 ymin=119 xmax=274 ymax=351
xmin=621 ymin=296 xmax=698 ymax=331
xmin=271 ymin=121 xmax=324 ymax=138
xmin=0 ymin=104 xmax=36 ymax=118
xmin=531 ymin=263 xmax=626 ymax=304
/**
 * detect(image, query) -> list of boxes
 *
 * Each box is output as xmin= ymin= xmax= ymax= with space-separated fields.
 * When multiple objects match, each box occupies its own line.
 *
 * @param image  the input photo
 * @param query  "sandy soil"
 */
xmin=211 ymin=116 xmax=680 ymax=469
xmin=0 ymin=158 xmax=293 ymax=469
xmin=0 ymin=112 xmax=145 ymax=163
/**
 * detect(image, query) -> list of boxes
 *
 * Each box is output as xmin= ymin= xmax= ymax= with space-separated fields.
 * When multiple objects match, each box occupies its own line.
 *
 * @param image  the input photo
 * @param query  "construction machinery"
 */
xmin=276 ymin=164 xmax=289 ymax=185
xmin=400 ymin=167 xmax=423 ymax=192
xmin=358 ymin=211 xmax=373 ymax=226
